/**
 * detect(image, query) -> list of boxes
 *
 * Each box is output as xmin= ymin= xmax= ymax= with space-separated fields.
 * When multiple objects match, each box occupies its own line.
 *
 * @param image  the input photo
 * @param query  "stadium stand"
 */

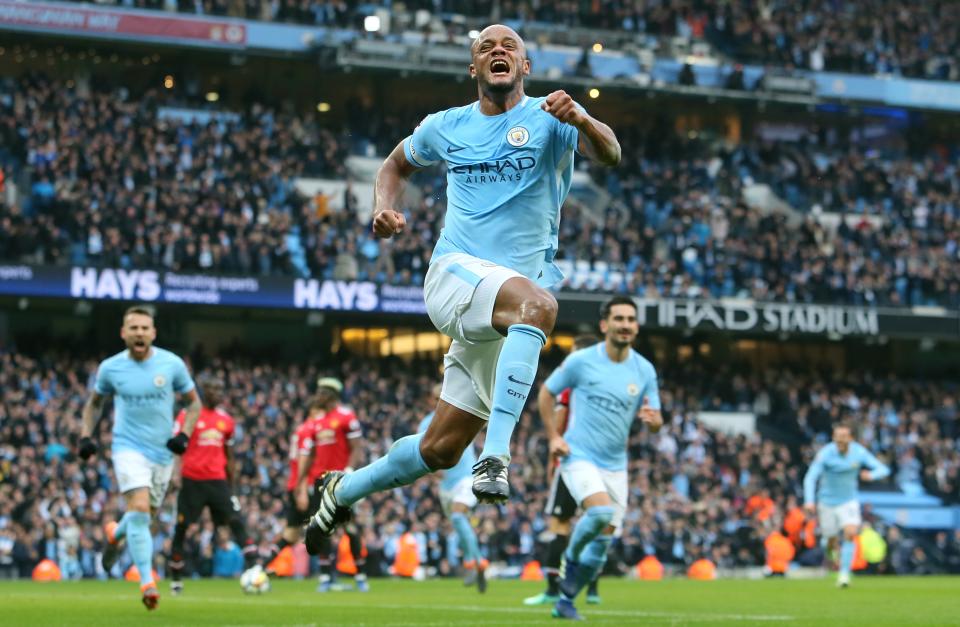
xmin=2 ymin=75 xmax=958 ymax=306
xmin=61 ymin=1 xmax=960 ymax=81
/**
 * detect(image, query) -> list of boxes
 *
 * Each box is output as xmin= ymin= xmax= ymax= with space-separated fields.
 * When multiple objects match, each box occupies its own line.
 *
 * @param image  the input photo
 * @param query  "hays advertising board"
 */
xmin=0 ymin=265 xmax=426 ymax=315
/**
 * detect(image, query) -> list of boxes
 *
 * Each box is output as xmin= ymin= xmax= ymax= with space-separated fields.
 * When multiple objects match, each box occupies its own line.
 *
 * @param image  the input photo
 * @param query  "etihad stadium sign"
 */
xmin=556 ymin=294 xmax=959 ymax=340
xmin=639 ymin=299 xmax=880 ymax=336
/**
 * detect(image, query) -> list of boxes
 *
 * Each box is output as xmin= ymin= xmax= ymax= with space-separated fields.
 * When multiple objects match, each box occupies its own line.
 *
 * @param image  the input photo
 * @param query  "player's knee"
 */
xmin=548 ymin=517 xmax=571 ymax=535
xmin=516 ymin=290 xmax=558 ymax=334
xmin=585 ymin=505 xmax=615 ymax=529
xmin=128 ymin=499 xmax=150 ymax=514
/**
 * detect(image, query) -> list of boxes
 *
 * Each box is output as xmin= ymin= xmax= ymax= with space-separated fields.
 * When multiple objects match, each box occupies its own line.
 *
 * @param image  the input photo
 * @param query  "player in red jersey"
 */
xmin=524 ymin=334 xmax=600 ymax=606
xmin=262 ymin=396 xmax=327 ymax=575
xmin=169 ymin=376 xmax=256 ymax=595
xmin=298 ymin=377 xmax=365 ymax=592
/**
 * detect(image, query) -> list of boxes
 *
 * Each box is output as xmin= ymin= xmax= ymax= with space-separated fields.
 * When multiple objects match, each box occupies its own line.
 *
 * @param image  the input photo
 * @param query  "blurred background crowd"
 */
xmin=1 ymin=347 xmax=958 ymax=580
xmin=2 ymin=74 xmax=958 ymax=307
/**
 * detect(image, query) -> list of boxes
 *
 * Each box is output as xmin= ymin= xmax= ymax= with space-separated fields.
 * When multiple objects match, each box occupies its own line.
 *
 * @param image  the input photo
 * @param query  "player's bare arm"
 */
xmin=639 ymin=396 xmax=663 ymax=433
xmin=538 ymin=384 xmax=570 ymax=459
xmin=179 ymin=389 xmax=202 ymax=437
xmin=295 ymin=450 xmax=312 ymax=510
xmin=372 ymin=141 xmax=418 ymax=239
xmin=78 ymin=391 xmax=105 ymax=459
xmin=541 ymin=90 xmax=621 ymax=167
xmin=347 ymin=437 xmax=363 ymax=471
xmin=80 ymin=391 xmax=105 ymax=439
xmin=167 ymin=389 xmax=202 ymax=455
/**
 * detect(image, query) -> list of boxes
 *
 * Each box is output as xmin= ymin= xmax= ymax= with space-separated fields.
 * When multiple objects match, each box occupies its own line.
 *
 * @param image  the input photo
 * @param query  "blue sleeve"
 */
xmin=544 ymin=354 xmax=581 ymax=396
xmin=94 ymin=364 xmax=113 ymax=395
xmin=803 ymin=449 xmax=826 ymax=505
xmin=642 ymin=363 xmax=661 ymax=410
xmin=403 ymin=113 xmax=443 ymax=167
xmin=860 ymin=446 xmax=891 ymax=481
xmin=172 ymin=358 xmax=195 ymax=394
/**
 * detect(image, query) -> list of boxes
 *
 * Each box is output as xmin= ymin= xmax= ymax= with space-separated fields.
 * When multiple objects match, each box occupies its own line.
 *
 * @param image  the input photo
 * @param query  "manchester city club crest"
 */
xmin=627 ymin=383 xmax=640 ymax=396
xmin=507 ymin=126 xmax=529 ymax=147
xmin=154 ymin=375 xmax=166 ymax=388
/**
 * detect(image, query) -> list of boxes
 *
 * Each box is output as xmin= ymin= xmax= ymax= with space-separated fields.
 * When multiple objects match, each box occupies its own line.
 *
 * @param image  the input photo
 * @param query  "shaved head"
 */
xmin=471 ymin=24 xmax=527 ymax=58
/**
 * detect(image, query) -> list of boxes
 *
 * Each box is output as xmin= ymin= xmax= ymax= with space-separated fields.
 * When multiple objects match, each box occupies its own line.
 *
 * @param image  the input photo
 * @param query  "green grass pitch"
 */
xmin=2 ymin=576 xmax=959 ymax=626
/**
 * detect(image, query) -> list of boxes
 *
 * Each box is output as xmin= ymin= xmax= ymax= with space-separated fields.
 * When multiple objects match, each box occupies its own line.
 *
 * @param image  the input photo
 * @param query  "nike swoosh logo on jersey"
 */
xmin=447 ymin=146 xmax=467 ymax=153
xmin=507 ymin=374 xmax=532 ymax=386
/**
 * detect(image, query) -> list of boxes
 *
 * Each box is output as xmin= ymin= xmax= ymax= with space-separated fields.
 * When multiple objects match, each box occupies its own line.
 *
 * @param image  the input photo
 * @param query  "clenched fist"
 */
xmin=541 ymin=90 xmax=586 ymax=127
xmin=373 ymin=209 xmax=406 ymax=239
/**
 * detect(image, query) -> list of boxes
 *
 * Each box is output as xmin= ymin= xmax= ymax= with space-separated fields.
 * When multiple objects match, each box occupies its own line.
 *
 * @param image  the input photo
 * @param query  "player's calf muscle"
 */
xmin=421 ymin=435 xmax=469 ymax=470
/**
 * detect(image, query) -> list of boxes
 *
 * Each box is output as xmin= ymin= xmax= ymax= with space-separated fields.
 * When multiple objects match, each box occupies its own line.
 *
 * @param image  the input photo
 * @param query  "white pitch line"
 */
xmin=1 ymin=591 xmax=795 ymax=622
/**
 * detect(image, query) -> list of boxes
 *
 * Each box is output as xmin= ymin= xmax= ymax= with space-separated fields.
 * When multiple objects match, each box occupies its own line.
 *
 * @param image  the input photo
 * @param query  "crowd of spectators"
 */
xmin=64 ymin=1 xmax=960 ymax=82
xmin=1 ymin=344 xmax=958 ymax=580
xmin=3 ymin=75 xmax=959 ymax=307
xmin=579 ymin=126 xmax=960 ymax=307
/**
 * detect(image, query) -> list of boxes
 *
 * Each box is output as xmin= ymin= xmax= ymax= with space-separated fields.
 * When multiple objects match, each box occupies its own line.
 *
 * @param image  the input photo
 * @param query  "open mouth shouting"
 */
xmin=490 ymin=58 xmax=511 ymax=77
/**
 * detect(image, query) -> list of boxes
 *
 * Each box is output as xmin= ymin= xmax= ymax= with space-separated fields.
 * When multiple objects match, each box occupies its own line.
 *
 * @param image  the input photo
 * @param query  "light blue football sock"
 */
xmin=336 ymin=433 xmax=431 ymax=506
xmin=840 ymin=539 xmax=855 ymax=576
xmin=565 ymin=506 xmax=615 ymax=562
xmin=114 ymin=511 xmax=133 ymax=541
xmin=125 ymin=511 xmax=154 ymax=586
xmin=576 ymin=535 xmax=612 ymax=593
xmin=480 ymin=324 xmax=546 ymax=463
xmin=451 ymin=512 xmax=481 ymax=564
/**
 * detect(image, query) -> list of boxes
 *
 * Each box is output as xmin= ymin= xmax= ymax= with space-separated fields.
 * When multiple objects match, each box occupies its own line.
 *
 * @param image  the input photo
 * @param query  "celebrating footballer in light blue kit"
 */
xmin=306 ymin=24 xmax=621 ymax=548
xmin=417 ymin=385 xmax=487 ymax=593
xmin=96 ymin=347 xmax=195 ymax=466
xmin=405 ymin=94 xmax=577 ymax=287
xmin=803 ymin=425 xmax=890 ymax=588
xmin=79 ymin=306 xmax=200 ymax=611
xmin=538 ymin=296 xmax=662 ymax=620
xmin=544 ymin=344 xmax=660 ymax=473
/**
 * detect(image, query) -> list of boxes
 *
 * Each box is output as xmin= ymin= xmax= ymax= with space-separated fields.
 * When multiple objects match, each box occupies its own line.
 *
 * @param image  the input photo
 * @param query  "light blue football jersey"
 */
xmin=803 ymin=442 xmax=890 ymax=506
xmin=94 ymin=347 xmax=195 ymax=465
xmin=544 ymin=342 xmax=661 ymax=471
xmin=417 ymin=411 xmax=476 ymax=491
xmin=403 ymin=95 xmax=580 ymax=287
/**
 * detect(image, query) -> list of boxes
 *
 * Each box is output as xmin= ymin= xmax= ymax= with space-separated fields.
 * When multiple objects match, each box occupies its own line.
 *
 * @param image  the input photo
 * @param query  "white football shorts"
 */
xmin=817 ymin=500 xmax=861 ymax=537
xmin=560 ymin=458 xmax=628 ymax=530
xmin=440 ymin=476 xmax=478 ymax=516
xmin=424 ymin=252 xmax=522 ymax=420
xmin=113 ymin=448 xmax=174 ymax=509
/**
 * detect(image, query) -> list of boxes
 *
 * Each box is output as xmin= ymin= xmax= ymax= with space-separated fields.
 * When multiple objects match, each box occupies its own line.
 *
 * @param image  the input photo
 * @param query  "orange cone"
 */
xmin=521 ymin=560 xmax=544 ymax=581
xmin=32 ymin=559 xmax=62 ymax=582
xmin=124 ymin=565 xmax=161 ymax=582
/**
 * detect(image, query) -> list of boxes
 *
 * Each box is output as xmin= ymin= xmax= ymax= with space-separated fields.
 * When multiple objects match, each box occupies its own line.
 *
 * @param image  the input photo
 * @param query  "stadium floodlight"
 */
xmin=205 ymin=91 xmax=219 ymax=102
xmin=316 ymin=102 xmax=331 ymax=113
xmin=163 ymin=75 xmax=174 ymax=89
xmin=364 ymin=15 xmax=381 ymax=32
xmin=592 ymin=42 xmax=603 ymax=53
xmin=589 ymin=88 xmax=600 ymax=99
